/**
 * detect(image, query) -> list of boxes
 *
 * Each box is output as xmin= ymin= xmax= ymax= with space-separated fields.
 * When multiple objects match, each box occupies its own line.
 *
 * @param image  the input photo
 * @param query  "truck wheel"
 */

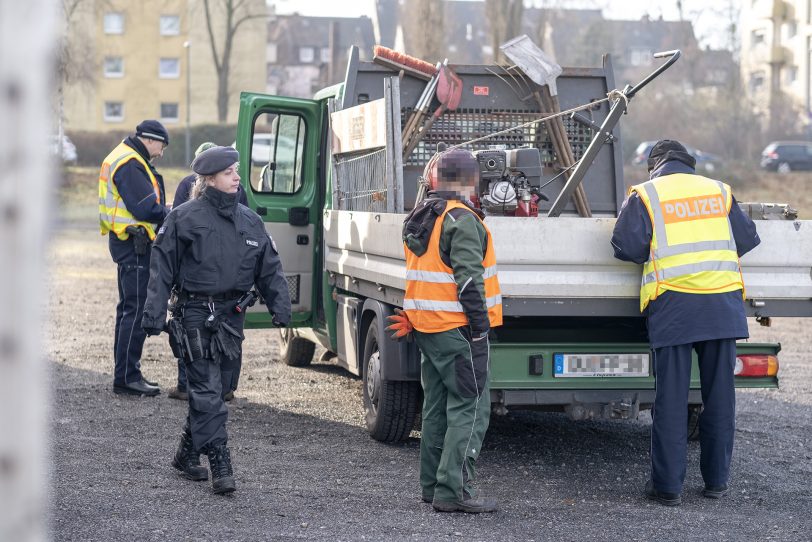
xmin=777 ymin=161 xmax=792 ymax=174
xmin=279 ymin=328 xmax=315 ymax=367
xmin=361 ymin=318 xmax=420 ymax=443
xmin=687 ymin=405 xmax=702 ymax=441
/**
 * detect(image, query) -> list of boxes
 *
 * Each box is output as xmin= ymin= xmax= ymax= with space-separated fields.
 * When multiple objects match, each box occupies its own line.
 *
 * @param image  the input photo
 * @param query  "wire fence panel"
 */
xmin=333 ymin=148 xmax=389 ymax=212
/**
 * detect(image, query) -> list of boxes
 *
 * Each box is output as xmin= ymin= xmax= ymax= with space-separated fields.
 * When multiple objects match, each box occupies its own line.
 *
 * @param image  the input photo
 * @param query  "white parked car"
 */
xmin=50 ymin=134 xmax=78 ymax=164
xmin=233 ymin=133 xmax=297 ymax=165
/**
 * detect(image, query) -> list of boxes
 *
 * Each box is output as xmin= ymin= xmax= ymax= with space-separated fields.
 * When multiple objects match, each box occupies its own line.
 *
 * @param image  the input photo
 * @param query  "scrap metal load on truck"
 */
xmin=235 ymin=41 xmax=812 ymax=443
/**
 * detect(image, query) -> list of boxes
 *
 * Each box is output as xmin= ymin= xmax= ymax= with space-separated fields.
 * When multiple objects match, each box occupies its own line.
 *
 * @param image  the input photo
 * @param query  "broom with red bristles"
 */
xmin=373 ymin=45 xmax=436 ymax=80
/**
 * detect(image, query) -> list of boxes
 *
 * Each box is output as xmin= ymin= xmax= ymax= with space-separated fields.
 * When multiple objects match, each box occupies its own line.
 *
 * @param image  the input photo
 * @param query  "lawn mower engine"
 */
xmin=472 ymin=148 xmax=546 ymax=217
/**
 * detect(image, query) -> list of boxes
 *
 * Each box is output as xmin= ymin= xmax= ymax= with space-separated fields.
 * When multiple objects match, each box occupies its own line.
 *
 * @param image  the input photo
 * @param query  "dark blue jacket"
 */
xmin=109 ymin=137 xmax=170 ymax=260
xmin=173 ymin=174 xmax=248 ymax=208
xmin=611 ymin=161 xmax=761 ymax=348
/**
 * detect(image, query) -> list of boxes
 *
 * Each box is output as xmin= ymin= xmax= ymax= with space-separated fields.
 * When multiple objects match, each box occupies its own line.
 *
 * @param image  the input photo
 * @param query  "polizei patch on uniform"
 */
xmin=660 ymin=194 xmax=726 ymax=224
xmin=246 ymin=239 xmax=259 ymax=247
xmin=158 ymin=226 xmax=166 ymax=235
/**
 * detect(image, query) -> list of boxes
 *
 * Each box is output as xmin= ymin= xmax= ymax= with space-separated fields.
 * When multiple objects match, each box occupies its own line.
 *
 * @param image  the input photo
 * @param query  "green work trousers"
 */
xmin=414 ymin=326 xmax=491 ymax=503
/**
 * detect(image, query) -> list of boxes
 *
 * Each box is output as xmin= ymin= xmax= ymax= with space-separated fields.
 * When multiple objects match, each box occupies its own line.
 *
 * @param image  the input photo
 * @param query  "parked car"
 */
xmin=49 ymin=134 xmax=77 ymax=164
xmin=233 ymin=133 xmax=297 ymax=165
xmin=631 ymin=140 xmax=723 ymax=174
xmin=760 ymin=141 xmax=812 ymax=173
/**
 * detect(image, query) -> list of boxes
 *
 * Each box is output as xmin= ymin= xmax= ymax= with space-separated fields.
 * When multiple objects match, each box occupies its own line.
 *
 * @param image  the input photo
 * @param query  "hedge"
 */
xmin=68 ymin=124 xmax=238 ymax=168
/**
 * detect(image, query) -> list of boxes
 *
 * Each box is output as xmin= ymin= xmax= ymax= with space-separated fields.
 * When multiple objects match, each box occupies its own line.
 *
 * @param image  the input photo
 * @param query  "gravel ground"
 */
xmin=48 ymin=226 xmax=812 ymax=541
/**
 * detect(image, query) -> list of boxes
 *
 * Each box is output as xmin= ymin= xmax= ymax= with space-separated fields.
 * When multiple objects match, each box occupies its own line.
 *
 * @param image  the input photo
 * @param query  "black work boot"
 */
xmin=206 ymin=443 xmax=236 ymax=495
xmin=171 ymin=431 xmax=208 ymax=481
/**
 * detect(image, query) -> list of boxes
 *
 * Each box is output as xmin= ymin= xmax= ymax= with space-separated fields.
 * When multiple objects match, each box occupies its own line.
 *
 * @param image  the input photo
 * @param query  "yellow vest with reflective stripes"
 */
xmin=631 ymin=173 xmax=745 ymax=312
xmin=403 ymin=201 xmax=503 ymax=333
xmin=98 ymin=141 xmax=162 ymax=240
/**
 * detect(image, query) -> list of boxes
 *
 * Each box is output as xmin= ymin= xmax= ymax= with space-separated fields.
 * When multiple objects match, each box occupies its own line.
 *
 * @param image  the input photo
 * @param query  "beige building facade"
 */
xmin=740 ymin=0 xmax=812 ymax=124
xmin=63 ymin=0 xmax=267 ymax=131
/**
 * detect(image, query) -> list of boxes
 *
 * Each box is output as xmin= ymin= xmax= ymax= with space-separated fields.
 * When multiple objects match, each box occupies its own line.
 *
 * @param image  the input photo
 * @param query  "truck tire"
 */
xmin=777 ymin=161 xmax=792 ymax=174
xmin=361 ymin=318 xmax=420 ymax=443
xmin=687 ymin=404 xmax=702 ymax=441
xmin=279 ymin=328 xmax=315 ymax=367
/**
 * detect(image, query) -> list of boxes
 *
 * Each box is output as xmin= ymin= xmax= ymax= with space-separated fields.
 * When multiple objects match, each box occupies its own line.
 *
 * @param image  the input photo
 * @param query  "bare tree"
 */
xmin=400 ymin=0 xmax=445 ymax=62
xmin=202 ymin=0 xmax=267 ymax=122
xmin=486 ymin=0 xmax=523 ymax=63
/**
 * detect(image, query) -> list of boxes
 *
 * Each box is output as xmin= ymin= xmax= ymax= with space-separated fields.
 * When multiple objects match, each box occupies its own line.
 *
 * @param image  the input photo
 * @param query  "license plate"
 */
xmin=553 ymin=353 xmax=649 ymax=377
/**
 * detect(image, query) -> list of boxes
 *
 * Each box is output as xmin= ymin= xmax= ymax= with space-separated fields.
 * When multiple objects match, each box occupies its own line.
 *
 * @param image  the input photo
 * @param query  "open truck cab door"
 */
xmin=236 ymin=92 xmax=322 ymax=329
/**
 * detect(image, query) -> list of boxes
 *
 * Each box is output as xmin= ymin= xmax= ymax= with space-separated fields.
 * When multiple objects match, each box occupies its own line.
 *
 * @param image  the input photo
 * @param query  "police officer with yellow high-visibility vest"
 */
xmin=389 ymin=149 xmax=501 ymax=514
xmin=99 ymin=120 xmax=171 ymax=397
xmin=611 ymin=140 xmax=760 ymax=506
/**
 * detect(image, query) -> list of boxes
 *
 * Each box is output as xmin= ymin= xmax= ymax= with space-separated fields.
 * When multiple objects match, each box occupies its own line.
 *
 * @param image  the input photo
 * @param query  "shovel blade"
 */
xmin=436 ymin=64 xmax=463 ymax=111
xmin=500 ymin=34 xmax=562 ymax=94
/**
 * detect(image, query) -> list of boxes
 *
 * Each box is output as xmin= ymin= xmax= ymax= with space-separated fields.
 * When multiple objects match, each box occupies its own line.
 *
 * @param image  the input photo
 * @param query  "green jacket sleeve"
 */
xmin=439 ymin=210 xmax=490 ymax=335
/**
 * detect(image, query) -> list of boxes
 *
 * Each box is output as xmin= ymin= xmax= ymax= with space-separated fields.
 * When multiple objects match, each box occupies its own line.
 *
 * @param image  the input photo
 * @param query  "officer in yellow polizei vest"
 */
xmin=611 ymin=140 xmax=760 ymax=507
xmin=98 ymin=120 xmax=170 ymax=397
xmin=390 ymin=149 xmax=502 ymax=514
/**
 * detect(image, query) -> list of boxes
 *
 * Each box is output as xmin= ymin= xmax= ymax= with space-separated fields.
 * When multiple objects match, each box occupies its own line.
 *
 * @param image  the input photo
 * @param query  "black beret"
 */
xmin=191 ymin=145 xmax=239 ymax=175
xmin=135 ymin=120 xmax=169 ymax=145
xmin=437 ymin=149 xmax=478 ymax=184
xmin=647 ymin=139 xmax=695 ymax=172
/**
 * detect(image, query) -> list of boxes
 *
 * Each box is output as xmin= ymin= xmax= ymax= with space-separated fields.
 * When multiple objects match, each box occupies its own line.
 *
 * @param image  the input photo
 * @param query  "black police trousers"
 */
xmin=180 ymin=301 xmax=245 ymax=452
xmin=110 ymin=238 xmax=150 ymax=386
xmin=650 ymin=338 xmax=736 ymax=494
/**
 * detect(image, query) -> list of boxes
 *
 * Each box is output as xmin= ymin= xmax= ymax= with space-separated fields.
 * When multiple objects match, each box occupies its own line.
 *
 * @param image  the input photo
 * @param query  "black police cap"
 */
xmin=647 ymin=139 xmax=696 ymax=172
xmin=135 ymin=119 xmax=170 ymax=145
xmin=191 ymin=146 xmax=240 ymax=175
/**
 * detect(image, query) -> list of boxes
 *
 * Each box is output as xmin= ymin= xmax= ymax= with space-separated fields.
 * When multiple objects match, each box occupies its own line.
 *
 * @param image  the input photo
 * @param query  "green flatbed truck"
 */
xmin=235 ymin=47 xmax=811 ymax=442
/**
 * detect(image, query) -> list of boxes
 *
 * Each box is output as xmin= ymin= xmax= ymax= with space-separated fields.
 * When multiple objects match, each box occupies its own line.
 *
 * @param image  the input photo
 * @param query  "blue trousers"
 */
xmin=651 ymin=338 xmax=736 ymax=493
xmin=177 ymin=353 xmax=241 ymax=393
xmin=110 ymin=241 xmax=150 ymax=386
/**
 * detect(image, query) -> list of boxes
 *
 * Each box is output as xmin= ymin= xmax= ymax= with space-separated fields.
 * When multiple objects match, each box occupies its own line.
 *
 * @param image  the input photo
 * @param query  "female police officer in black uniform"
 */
xmin=142 ymin=146 xmax=291 ymax=495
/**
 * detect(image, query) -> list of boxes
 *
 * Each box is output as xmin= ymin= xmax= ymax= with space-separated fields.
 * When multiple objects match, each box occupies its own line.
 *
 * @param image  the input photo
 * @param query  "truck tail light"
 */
xmin=735 ymin=355 xmax=778 ymax=377
xmin=765 ymin=151 xmax=778 ymax=159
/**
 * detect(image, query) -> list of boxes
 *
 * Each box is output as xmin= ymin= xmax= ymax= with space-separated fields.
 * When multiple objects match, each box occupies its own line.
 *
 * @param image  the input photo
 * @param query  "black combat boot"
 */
xmin=205 ymin=442 xmax=236 ymax=494
xmin=171 ymin=430 xmax=208 ymax=481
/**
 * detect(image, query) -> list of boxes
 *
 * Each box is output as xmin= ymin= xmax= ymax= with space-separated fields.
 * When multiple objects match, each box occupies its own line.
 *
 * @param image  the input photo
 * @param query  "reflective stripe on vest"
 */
xmin=98 ymin=141 xmax=161 ymax=241
xmin=631 ymin=173 xmax=744 ymax=312
xmin=403 ymin=200 xmax=503 ymax=333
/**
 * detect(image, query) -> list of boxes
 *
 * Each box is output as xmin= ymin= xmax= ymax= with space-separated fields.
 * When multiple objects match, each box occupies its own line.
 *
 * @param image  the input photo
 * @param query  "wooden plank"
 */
xmin=330 ymin=98 xmax=387 ymax=154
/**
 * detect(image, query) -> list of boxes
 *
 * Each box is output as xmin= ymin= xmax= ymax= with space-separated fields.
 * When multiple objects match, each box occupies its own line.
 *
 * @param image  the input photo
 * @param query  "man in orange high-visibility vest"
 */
xmin=396 ymin=149 xmax=502 ymax=514
xmin=612 ymin=140 xmax=760 ymax=506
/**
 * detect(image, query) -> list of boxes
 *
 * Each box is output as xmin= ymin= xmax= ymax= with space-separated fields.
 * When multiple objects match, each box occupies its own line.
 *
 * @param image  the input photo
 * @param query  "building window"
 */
xmin=160 ymin=15 xmax=180 ymax=36
xmin=750 ymin=71 xmax=766 ymax=93
xmin=786 ymin=65 xmax=798 ymax=84
xmin=160 ymin=103 xmax=179 ymax=122
xmin=299 ymin=47 xmax=314 ymax=63
xmin=267 ymin=43 xmax=277 ymax=63
xmin=103 ymin=12 xmax=125 ymax=34
xmin=103 ymin=56 xmax=124 ymax=78
xmin=104 ymin=101 xmax=124 ymax=122
xmin=630 ymin=48 xmax=652 ymax=67
xmin=320 ymin=48 xmax=331 ymax=63
xmin=786 ymin=21 xmax=797 ymax=40
xmin=159 ymin=58 xmax=180 ymax=78
xmin=751 ymin=29 xmax=765 ymax=47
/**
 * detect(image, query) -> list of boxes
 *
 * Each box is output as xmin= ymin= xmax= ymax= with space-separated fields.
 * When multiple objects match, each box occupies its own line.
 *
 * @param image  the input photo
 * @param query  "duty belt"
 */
xmin=178 ymin=290 xmax=245 ymax=304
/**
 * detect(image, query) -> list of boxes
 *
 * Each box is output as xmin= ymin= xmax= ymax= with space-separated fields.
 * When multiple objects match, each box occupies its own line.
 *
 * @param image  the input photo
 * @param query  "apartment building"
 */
xmin=62 ymin=0 xmax=267 ymax=131
xmin=740 ymin=0 xmax=812 ymax=123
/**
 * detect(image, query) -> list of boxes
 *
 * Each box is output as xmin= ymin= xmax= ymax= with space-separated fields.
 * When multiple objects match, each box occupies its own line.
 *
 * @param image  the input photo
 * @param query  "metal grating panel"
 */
xmin=286 ymin=274 xmax=300 ymax=305
xmin=401 ymin=108 xmax=593 ymax=169
xmin=333 ymin=148 xmax=389 ymax=211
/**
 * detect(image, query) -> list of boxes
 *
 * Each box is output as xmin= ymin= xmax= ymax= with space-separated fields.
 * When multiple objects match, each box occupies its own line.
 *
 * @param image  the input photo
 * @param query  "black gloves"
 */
xmin=144 ymin=327 xmax=163 ymax=337
xmin=272 ymin=316 xmax=287 ymax=328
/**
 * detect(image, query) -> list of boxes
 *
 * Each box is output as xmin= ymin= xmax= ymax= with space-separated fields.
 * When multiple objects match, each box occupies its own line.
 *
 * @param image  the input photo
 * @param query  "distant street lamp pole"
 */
xmin=184 ymin=40 xmax=191 ymax=166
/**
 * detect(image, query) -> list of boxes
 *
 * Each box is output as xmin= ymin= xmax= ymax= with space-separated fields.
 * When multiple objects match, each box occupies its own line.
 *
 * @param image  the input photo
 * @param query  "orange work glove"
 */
xmin=386 ymin=309 xmax=414 ymax=341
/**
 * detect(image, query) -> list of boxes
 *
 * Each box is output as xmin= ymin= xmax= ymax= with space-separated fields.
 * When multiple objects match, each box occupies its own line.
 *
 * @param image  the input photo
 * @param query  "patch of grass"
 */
xmin=60 ymin=165 xmax=191 ymax=225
